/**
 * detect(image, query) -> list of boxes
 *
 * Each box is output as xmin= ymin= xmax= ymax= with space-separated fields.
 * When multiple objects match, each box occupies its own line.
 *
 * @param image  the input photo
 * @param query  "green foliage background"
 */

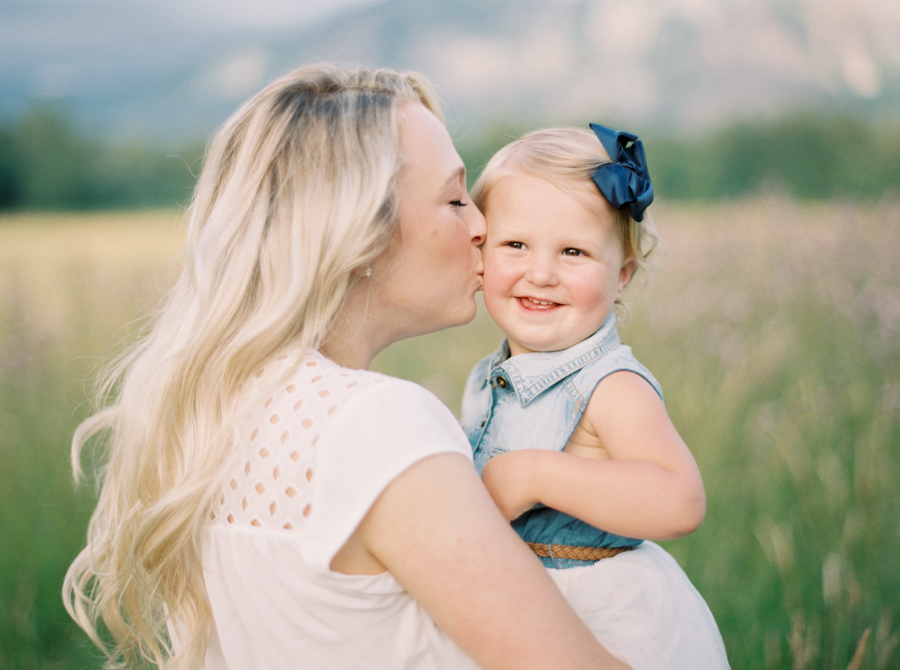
xmin=0 ymin=109 xmax=204 ymax=211
xmin=1 ymin=199 xmax=898 ymax=669
xmin=0 ymin=100 xmax=898 ymax=670
xmin=1 ymin=108 xmax=899 ymax=211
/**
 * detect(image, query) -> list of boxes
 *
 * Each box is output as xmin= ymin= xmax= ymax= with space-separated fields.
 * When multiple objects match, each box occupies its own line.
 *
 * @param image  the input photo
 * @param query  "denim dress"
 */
xmin=461 ymin=313 xmax=661 ymax=568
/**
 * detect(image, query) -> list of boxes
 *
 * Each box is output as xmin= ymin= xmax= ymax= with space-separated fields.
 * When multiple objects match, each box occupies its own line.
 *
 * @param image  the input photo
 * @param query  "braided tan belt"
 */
xmin=527 ymin=542 xmax=634 ymax=562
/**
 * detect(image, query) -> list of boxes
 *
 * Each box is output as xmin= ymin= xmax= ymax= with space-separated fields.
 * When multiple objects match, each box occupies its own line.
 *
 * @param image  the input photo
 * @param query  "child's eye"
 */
xmin=506 ymin=241 xmax=525 ymax=250
xmin=563 ymin=248 xmax=584 ymax=256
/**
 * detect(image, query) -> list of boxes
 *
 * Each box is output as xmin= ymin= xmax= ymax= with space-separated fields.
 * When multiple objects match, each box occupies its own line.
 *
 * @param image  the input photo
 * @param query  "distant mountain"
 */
xmin=4 ymin=0 xmax=899 ymax=141
xmin=272 ymin=0 xmax=900 ymax=132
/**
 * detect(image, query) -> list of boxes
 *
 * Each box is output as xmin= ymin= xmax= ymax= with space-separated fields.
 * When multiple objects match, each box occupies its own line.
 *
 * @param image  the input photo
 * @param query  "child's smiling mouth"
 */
xmin=517 ymin=296 xmax=561 ymax=310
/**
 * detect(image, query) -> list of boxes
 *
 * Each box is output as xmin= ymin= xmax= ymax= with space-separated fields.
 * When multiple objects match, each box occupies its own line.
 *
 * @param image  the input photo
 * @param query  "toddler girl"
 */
xmin=461 ymin=125 xmax=730 ymax=669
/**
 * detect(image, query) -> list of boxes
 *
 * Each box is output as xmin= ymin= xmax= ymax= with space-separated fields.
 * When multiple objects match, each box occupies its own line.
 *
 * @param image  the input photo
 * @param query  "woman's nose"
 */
xmin=468 ymin=202 xmax=486 ymax=246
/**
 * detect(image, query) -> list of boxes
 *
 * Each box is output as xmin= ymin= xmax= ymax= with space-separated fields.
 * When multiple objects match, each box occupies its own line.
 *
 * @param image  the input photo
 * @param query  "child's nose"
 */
xmin=524 ymin=257 xmax=559 ymax=287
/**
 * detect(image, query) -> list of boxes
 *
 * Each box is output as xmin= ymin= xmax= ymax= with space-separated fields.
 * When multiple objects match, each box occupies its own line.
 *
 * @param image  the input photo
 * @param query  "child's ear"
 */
xmin=617 ymin=257 xmax=638 ymax=297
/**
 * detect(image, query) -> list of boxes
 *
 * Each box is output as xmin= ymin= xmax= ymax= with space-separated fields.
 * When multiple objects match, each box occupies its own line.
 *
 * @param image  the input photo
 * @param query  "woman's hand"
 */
xmin=480 ymin=450 xmax=541 ymax=521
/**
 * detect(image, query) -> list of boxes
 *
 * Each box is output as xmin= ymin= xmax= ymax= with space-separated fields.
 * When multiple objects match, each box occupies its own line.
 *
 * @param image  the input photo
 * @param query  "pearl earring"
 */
xmin=363 ymin=267 xmax=372 ymax=277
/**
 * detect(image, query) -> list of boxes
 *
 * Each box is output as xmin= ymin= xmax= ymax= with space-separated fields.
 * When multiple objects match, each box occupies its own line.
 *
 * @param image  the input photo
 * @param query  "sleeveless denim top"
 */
xmin=461 ymin=313 xmax=662 ymax=568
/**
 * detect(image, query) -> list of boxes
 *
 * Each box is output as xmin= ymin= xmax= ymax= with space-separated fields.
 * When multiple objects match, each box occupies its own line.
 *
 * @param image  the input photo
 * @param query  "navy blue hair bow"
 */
xmin=589 ymin=123 xmax=653 ymax=222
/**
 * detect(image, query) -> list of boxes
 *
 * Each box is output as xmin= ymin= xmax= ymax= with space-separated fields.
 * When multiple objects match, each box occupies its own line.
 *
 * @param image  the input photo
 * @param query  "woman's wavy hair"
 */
xmin=471 ymin=126 xmax=659 ymax=309
xmin=63 ymin=64 xmax=442 ymax=670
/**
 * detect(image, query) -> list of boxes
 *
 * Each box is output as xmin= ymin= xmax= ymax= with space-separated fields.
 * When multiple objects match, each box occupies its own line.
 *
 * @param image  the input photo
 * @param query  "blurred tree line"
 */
xmin=1 ymin=107 xmax=898 ymax=211
xmin=458 ymin=114 xmax=900 ymax=202
xmin=649 ymin=115 xmax=900 ymax=201
xmin=0 ymin=108 xmax=204 ymax=210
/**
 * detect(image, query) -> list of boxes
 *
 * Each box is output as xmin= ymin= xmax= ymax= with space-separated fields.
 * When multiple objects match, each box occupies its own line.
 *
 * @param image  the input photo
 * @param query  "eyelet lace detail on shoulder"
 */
xmin=211 ymin=350 xmax=383 ymax=531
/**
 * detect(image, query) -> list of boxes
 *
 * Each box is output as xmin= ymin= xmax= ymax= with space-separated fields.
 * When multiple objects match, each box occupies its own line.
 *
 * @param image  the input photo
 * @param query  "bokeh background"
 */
xmin=1 ymin=1 xmax=898 ymax=668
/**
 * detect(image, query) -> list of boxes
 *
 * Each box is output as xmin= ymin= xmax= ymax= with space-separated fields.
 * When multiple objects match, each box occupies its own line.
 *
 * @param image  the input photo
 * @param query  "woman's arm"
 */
xmin=481 ymin=370 xmax=706 ymax=540
xmin=337 ymin=452 xmax=630 ymax=670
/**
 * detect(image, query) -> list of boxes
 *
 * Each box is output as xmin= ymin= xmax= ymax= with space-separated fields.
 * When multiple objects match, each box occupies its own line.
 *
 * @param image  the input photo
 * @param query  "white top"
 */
xmin=197 ymin=350 xmax=480 ymax=670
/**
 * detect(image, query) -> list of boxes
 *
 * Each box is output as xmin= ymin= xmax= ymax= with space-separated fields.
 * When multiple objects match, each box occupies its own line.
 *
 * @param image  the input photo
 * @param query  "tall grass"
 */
xmin=0 ymin=211 xmax=182 ymax=670
xmin=1 ymin=200 xmax=897 ymax=669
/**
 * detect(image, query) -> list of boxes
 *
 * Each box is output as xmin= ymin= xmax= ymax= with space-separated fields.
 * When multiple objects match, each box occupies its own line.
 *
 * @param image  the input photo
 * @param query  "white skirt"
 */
xmin=547 ymin=541 xmax=730 ymax=669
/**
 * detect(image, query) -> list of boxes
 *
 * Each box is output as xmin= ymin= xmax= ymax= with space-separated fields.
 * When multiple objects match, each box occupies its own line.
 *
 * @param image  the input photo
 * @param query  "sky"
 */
xmin=0 ymin=0 xmax=380 ymax=116
xmin=1 ymin=0 xmax=379 ymax=90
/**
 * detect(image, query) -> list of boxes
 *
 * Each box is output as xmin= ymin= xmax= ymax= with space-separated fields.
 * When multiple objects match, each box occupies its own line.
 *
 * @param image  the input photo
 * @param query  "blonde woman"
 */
xmin=63 ymin=65 xmax=629 ymax=670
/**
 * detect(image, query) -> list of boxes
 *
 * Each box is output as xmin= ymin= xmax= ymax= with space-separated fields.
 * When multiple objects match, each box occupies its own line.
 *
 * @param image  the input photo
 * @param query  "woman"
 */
xmin=64 ymin=65 xmax=629 ymax=669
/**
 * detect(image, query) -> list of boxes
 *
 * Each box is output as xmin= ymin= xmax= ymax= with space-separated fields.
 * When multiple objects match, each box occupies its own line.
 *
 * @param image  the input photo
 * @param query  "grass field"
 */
xmin=1 ymin=199 xmax=898 ymax=669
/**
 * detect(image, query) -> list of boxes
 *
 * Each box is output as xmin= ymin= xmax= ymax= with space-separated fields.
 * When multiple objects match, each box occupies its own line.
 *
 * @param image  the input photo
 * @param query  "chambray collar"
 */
xmin=487 ymin=313 xmax=620 ymax=406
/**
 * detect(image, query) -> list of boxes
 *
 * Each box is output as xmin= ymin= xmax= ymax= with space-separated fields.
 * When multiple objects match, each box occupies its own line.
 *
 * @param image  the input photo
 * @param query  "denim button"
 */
xmin=496 ymin=376 xmax=508 ymax=389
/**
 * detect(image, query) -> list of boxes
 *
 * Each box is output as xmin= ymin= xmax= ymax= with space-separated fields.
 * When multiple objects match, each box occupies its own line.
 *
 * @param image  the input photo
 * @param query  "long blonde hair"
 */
xmin=472 ymin=126 xmax=658 ymax=280
xmin=63 ymin=64 xmax=442 ymax=670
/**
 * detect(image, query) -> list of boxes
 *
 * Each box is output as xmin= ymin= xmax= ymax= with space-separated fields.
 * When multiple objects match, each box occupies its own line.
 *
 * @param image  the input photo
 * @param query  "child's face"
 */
xmin=481 ymin=172 xmax=636 ymax=357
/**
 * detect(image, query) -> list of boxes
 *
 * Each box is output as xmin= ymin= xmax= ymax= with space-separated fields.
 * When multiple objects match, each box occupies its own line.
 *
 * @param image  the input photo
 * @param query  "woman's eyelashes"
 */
xmin=450 ymin=199 xmax=467 ymax=209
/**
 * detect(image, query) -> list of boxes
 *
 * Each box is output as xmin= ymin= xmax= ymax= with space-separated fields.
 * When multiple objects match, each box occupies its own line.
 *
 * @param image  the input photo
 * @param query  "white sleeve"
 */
xmin=301 ymin=378 xmax=473 ymax=573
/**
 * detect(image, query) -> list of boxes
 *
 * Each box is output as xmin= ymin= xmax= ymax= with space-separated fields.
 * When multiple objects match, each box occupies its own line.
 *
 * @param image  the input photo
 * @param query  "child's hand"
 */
xmin=480 ymin=450 xmax=541 ymax=521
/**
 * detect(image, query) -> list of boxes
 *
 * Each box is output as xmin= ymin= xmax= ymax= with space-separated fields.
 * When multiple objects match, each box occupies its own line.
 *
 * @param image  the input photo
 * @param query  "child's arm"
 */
xmin=480 ymin=370 xmax=705 ymax=541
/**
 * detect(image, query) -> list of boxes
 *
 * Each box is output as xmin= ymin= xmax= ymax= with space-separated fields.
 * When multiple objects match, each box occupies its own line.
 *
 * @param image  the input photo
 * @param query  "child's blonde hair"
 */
xmin=472 ymin=126 xmax=658 ymax=279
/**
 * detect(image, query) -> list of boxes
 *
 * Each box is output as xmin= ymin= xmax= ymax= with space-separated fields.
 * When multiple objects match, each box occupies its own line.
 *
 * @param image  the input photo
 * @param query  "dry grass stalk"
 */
xmin=847 ymin=627 xmax=870 ymax=670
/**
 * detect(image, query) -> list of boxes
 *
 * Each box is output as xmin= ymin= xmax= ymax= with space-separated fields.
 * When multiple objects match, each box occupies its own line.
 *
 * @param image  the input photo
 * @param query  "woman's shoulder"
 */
xmin=216 ymin=348 xmax=467 ymax=536
xmin=292 ymin=349 xmax=445 ymax=412
xmin=243 ymin=348 xmax=408 ymax=415
xmin=244 ymin=347 xmax=458 ymax=447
